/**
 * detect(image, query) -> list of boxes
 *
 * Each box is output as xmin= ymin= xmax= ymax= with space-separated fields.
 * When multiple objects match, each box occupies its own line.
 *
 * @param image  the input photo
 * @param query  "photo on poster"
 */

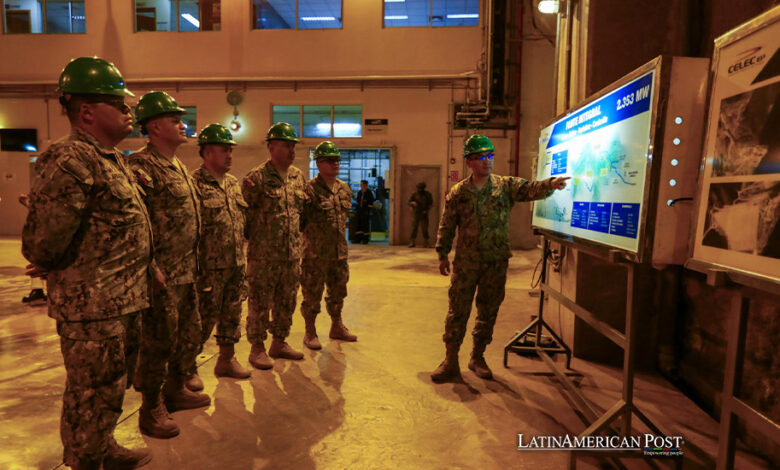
xmin=702 ymin=181 xmax=780 ymax=259
xmin=713 ymin=80 xmax=780 ymax=176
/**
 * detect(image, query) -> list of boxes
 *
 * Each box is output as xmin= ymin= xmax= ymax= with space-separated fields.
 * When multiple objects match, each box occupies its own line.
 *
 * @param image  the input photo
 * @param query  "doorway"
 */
xmin=308 ymin=148 xmax=392 ymax=245
xmin=397 ymin=166 xmax=442 ymax=247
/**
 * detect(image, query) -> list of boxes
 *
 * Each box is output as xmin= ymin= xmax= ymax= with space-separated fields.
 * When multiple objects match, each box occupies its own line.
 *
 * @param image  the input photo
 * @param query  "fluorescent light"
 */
xmin=300 ymin=16 xmax=336 ymax=21
xmin=385 ymin=0 xmax=405 ymax=2
xmin=446 ymin=14 xmax=479 ymax=19
xmin=384 ymin=15 xmax=408 ymax=20
xmin=537 ymin=0 xmax=559 ymax=14
xmin=181 ymin=13 xmax=199 ymax=28
xmin=316 ymin=123 xmax=361 ymax=133
xmin=24 ymin=144 xmax=38 ymax=152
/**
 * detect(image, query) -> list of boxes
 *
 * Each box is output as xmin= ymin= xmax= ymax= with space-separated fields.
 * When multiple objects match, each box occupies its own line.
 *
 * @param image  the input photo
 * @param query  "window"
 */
xmin=384 ymin=0 xmax=478 ymax=27
xmin=134 ymin=0 xmax=221 ymax=32
xmin=2 ymin=0 xmax=85 ymax=34
xmin=128 ymin=106 xmax=197 ymax=138
xmin=252 ymin=0 xmax=342 ymax=30
xmin=272 ymin=105 xmax=362 ymax=138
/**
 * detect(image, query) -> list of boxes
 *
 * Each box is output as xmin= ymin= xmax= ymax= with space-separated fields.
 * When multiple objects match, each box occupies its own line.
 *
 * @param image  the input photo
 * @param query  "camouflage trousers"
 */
xmin=59 ymin=313 xmax=139 ymax=466
xmin=410 ymin=212 xmax=429 ymax=240
xmin=198 ymin=265 xmax=247 ymax=347
xmin=136 ymin=283 xmax=201 ymax=393
xmin=246 ymin=258 xmax=300 ymax=343
xmin=442 ymin=259 xmax=508 ymax=346
xmin=300 ymin=257 xmax=349 ymax=320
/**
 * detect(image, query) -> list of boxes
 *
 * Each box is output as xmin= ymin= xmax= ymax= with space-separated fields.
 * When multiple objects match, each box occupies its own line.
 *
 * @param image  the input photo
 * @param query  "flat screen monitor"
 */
xmin=532 ymin=67 xmax=658 ymax=257
xmin=0 ymin=128 xmax=38 ymax=152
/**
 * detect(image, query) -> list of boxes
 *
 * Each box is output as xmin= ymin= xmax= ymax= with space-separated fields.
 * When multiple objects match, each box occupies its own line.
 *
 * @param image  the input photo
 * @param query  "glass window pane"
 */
xmin=302 ymin=105 xmax=332 ymax=138
xmin=333 ymin=105 xmax=362 ymax=138
xmin=298 ymin=0 xmax=341 ymax=30
xmin=3 ymin=0 xmax=44 ymax=33
xmin=272 ymin=105 xmax=301 ymax=137
xmin=178 ymin=0 xmax=199 ymax=31
xmin=253 ymin=0 xmax=295 ymax=29
xmin=432 ymin=0 xmax=479 ymax=27
xmin=134 ymin=0 xmax=175 ymax=31
xmin=45 ymin=0 xmax=85 ymax=33
xmin=384 ymin=0 xmax=429 ymax=27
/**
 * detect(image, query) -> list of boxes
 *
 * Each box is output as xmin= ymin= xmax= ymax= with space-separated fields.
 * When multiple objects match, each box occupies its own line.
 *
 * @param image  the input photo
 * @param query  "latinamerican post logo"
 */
xmin=517 ymin=434 xmax=684 ymax=457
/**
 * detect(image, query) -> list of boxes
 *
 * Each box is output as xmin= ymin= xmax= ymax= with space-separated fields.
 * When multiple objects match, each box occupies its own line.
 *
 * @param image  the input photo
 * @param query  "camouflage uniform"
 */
xmin=192 ymin=166 xmax=247 ymax=347
xmin=21 ymin=127 xmax=152 ymax=466
xmin=435 ymin=174 xmax=554 ymax=346
xmin=409 ymin=188 xmax=434 ymax=241
xmin=128 ymin=143 xmax=202 ymax=392
xmin=242 ymin=161 xmax=308 ymax=343
xmin=301 ymin=175 xmax=352 ymax=321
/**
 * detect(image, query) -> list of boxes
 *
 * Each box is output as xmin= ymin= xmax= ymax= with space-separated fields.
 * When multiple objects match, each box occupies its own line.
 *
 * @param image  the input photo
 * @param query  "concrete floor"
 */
xmin=0 ymin=238 xmax=771 ymax=470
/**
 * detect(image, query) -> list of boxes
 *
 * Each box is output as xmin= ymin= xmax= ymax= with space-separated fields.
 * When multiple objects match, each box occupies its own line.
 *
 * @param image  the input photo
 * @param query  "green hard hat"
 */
xmin=135 ymin=91 xmax=186 ymax=124
xmin=266 ymin=122 xmax=300 ymax=142
xmin=463 ymin=134 xmax=495 ymax=157
xmin=198 ymin=123 xmax=237 ymax=146
xmin=57 ymin=57 xmax=134 ymax=97
xmin=312 ymin=141 xmax=340 ymax=161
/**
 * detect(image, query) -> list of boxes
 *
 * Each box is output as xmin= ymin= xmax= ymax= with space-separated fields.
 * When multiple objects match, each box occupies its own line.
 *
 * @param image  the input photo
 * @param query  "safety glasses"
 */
xmin=467 ymin=153 xmax=494 ymax=161
xmin=86 ymin=97 xmax=133 ymax=115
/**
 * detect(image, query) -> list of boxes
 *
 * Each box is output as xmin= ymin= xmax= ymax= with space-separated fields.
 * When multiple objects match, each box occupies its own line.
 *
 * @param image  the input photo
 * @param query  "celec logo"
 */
xmin=728 ymin=46 xmax=766 ymax=75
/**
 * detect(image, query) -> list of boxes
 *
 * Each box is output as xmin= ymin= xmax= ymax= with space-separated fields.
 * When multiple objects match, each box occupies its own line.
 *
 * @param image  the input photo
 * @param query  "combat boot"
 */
xmin=70 ymin=459 xmax=102 ymax=470
xmin=408 ymin=240 xmax=416 ymax=248
xmin=248 ymin=342 xmax=273 ymax=370
xmin=138 ymin=393 xmax=179 ymax=439
xmin=303 ymin=317 xmax=322 ymax=350
xmin=423 ymin=238 xmax=430 ymax=248
xmin=163 ymin=376 xmax=211 ymax=412
xmin=184 ymin=368 xmax=204 ymax=392
xmin=103 ymin=437 xmax=152 ymax=469
xmin=268 ymin=336 xmax=304 ymax=360
xmin=329 ymin=316 xmax=357 ymax=342
xmin=214 ymin=344 xmax=251 ymax=379
xmin=430 ymin=343 xmax=461 ymax=383
xmin=468 ymin=340 xmax=493 ymax=380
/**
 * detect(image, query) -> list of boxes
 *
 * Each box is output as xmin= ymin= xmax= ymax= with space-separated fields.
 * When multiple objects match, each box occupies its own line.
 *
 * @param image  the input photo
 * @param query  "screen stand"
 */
xmin=504 ymin=236 xmax=672 ymax=468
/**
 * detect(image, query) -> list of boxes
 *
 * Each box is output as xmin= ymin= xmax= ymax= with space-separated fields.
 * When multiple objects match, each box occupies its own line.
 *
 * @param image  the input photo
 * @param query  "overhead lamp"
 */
xmin=227 ymin=90 xmax=243 ymax=133
xmin=181 ymin=13 xmax=200 ymax=28
xmin=447 ymin=14 xmax=479 ymax=19
xmin=384 ymin=15 xmax=408 ymax=20
xmin=537 ymin=0 xmax=559 ymax=14
xmin=230 ymin=120 xmax=241 ymax=132
xmin=385 ymin=0 xmax=405 ymax=2
xmin=300 ymin=16 xmax=336 ymax=21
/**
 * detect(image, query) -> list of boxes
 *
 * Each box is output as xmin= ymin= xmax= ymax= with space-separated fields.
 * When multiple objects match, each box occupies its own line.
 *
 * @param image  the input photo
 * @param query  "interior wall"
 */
xmin=0 ymin=1 xmax=482 ymax=81
xmin=0 ymin=86 xmax=458 ymax=237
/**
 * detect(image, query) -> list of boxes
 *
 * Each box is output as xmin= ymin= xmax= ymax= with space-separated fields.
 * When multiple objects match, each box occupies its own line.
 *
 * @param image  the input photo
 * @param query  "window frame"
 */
xmin=134 ymin=0 xmax=221 ymax=33
xmin=2 ymin=0 xmax=86 ymax=35
xmin=251 ymin=0 xmax=343 ymax=31
xmin=382 ymin=0 xmax=480 ymax=29
xmin=271 ymin=104 xmax=363 ymax=139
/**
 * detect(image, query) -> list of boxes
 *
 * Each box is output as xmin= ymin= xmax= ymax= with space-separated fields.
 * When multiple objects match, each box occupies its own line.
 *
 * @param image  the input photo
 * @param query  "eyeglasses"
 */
xmin=467 ymin=153 xmax=494 ymax=161
xmin=86 ymin=98 xmax=132 ymax=115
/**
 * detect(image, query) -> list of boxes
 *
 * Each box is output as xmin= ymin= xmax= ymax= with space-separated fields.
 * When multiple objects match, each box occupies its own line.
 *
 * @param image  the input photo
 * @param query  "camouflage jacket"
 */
xmin=242 ymin=161 xmax=308 ymax=261
xmin=22 ymin=127 xmax=153 ymax=339
xmin=301 ymin=175 xmax=352 ymax=260
xmin=435 ymin=174 xmax=554 ymax=263
xmin=128 ymin=143 xmax=200 ymax=285
xmin=408 ymin=190 xmax=433 ymax=214
xmin=192 ymin=166 xmax=247 ymax=270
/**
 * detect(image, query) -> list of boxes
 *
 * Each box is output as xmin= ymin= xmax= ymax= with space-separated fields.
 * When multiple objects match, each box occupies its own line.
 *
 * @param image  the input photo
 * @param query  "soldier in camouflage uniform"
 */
xmin=242 ymin=122 xmax=309 ymax=368
xmin=192 ymin=124 xmax=252 ymax=379
xmin=300 ymin=141 xmax=358 ymax=350
xmin=129 ymin=91 xmax=209 ymax=439
xmin=22 ymin=57 xmax=152 ymax=469
xmin=431 ymin=135 xmax=569 ymax=383
xmin=408 ymin=181 xmax=434 ymax=248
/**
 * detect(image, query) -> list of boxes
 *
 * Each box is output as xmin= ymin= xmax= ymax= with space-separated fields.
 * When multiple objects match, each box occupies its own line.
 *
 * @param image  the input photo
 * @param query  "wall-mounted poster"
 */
xmin=689 ymin=5 xmax=780 ymax=283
